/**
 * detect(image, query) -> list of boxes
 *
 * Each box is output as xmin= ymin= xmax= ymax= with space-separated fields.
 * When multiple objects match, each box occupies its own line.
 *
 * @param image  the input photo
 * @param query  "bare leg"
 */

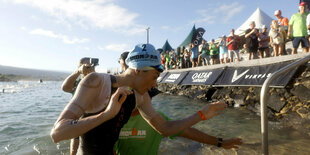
xmin=70 ymin=138 xmax=79 ymax=155
xmin=292 ymin=48 xmax=297 ymax=54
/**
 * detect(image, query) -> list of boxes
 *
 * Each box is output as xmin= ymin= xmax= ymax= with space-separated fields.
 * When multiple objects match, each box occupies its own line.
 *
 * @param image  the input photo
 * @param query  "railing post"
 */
xmin=260 ymin=54 xmax=310 ymax=155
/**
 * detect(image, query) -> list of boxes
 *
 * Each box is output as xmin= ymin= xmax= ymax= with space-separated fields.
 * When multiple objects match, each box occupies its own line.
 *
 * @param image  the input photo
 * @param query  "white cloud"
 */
xmin=214 ymin=2 xmax=244 ymax=23
xmin=29 ymin=28 xmax=89 ymax=44
xmin=98 ymin=43 xmax=129 ymax=53
xmin=192 ymin=2 xmax=244 ymax=25
xmin=13 ymin=0 xmax=145 ymax=35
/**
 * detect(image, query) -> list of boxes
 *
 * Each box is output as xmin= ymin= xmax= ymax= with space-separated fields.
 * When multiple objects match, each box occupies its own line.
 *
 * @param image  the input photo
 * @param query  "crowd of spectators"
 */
xmin=161 ymin=2 xmax=310 ymax=70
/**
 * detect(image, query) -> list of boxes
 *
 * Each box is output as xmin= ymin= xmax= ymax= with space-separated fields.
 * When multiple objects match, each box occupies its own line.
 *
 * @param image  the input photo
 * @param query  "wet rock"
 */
xmin=232 ymin=95 xmax=245 ymax=105
xmin=291 ymin=84 xmax=310 ymax=102
xmin=296 ymin=107 xmax=309 ymax=119
xmin=266 ymin=93 xmax=287 ymax=113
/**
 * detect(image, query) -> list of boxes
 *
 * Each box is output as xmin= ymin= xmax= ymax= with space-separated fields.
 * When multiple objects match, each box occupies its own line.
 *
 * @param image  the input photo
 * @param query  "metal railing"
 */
xmin=260 ymin=54 xmax=310 ymax=155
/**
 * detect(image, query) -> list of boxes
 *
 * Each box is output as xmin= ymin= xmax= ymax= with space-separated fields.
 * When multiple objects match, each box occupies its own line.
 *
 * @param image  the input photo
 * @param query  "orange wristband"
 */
xmin=198 ymin=110 xmax=206 ymax=120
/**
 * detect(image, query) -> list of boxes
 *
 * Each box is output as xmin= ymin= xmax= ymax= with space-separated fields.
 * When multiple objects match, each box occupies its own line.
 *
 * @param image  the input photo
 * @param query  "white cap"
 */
xmin=262 ymin=25 xmax=267 ymax=29
xmin=274 ymin=10 xmax=281 ymax=16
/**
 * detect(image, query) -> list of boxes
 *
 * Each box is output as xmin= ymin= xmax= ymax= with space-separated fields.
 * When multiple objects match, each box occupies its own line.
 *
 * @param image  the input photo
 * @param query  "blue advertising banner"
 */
xmin=180 ymin=68 xmax=224 ymax=85
xmin=214 ymin=61 xmax=298 ymax=87
xmin=157 ymin=72 xmax=168 ymax=83
xmin=160 ymin=71 xmax=188 ymax=85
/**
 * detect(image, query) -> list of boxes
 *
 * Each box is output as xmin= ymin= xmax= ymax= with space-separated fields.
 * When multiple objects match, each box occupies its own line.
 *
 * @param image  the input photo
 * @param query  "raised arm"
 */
xmin=61 ymin=69 xmax=81 ymax=92
xmin=180 ymin=127 xmax=242 ymax=149
xmin=51 ymin=73 xmax=131 ymax=143
xmin=135 ymin=92 xmax=226 ymax=137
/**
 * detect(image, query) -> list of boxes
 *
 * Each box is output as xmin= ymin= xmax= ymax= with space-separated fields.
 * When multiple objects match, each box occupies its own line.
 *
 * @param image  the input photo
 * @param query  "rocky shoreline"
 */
xmin=157 ymin=63 xmax=310 ymax=137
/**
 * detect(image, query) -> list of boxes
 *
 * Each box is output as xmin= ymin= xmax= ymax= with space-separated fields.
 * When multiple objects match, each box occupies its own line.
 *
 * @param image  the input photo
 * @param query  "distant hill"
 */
xmin=0 ymin=65 xmax=69 ymax=81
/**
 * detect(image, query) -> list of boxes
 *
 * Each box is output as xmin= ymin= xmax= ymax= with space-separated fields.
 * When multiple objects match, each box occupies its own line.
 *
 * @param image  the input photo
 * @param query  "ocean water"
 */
xmin=0 ymin=81 xmax=309 ymax=155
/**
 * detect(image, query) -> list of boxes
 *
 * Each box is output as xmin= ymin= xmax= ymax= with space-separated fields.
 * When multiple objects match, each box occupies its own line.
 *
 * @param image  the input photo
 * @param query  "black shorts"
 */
xmin=211 ymin=55 xmax=219 ymax=59
xmin=247 ymin=48 xmax=258 ymax=53
xmin=258 ymin=47 xmax=268 ymax=51
xmin=191 ymin=58 xmax=198 ymax=62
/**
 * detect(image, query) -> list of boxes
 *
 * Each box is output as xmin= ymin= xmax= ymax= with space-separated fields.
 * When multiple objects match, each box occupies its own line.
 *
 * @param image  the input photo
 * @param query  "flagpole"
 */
xmin=146 ymin=27 xmax=150 ymax=44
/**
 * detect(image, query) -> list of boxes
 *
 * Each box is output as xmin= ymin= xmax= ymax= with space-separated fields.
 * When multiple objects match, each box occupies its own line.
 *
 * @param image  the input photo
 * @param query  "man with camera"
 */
xmin=61 ymin=57 xmax=99 ymax=155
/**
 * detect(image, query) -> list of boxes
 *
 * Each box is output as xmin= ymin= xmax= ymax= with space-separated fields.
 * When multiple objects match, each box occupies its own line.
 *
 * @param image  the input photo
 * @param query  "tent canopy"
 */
xmin=179 ymin=25 xmax=196 ymax=47
xmin=162 ymin=40 xmax=173 ymax=53
xmin=235 ymin=8 xmax=274 ymax=35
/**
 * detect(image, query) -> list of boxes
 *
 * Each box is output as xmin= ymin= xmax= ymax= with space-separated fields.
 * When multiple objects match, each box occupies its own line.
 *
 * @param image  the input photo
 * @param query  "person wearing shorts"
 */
xmin=218 ymin=35 xmax=228 ymax=64
xmin=209 ymin=39 xmax=219 ymax=65
xmin=245 ymin=21 xmax=259 ymax=60
xmin=198 ymin=40 xmax=210 ymax=66
xmin=288 ymin=2 xmax=309 ymax=54
xmin=226 ymin=29 xmax=240 ymax=62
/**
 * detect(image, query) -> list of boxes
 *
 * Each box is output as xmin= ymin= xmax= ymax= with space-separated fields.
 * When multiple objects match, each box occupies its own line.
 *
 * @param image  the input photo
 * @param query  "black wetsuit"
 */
xmin=79 ymin=75 xmax=136 ymax=155
xmin=78 ymin=75 xmax=161 ymax=155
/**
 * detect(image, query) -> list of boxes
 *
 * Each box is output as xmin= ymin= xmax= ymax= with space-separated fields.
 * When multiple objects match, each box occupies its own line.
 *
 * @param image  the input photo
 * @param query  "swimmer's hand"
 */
xmin=201 ymin=101 xmax=226 ymax=120
xmin=222 ymin=138 xmax=243 ymax=149
xmin=105 ymin=88 xmax=133 ymax=116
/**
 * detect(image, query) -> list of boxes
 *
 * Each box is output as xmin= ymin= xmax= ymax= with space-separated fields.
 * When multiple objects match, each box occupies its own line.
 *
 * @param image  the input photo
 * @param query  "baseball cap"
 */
xmin=125 ymin=43 xmax=163 ymax=72
xmin=274 ymin=10 xmax=281 ymax=16
xmin=262 ymin=25 xmax=267 ymax=29
xmin=300 ymin=2 xmax=307 ymax=6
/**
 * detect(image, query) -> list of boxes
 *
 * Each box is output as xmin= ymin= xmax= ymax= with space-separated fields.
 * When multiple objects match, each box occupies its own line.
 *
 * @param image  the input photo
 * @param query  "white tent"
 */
xmin=235 ymin=8 xmax=274 ymax=35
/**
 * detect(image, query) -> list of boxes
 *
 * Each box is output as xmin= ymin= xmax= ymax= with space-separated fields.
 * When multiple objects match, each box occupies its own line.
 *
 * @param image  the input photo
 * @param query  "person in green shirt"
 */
xmin=288 ymin=2 xmax=309 ymax=54
xmin=198 ymin=40 xmax=210 ymax=66
xmin=114 ymin=52 xmax=243 ymax=155
xmin=209 ymin=39 xmax=219 ymax=65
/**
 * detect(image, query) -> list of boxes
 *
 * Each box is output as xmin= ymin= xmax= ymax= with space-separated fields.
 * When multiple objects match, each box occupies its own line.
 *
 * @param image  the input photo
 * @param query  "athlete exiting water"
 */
xmin=51 ymin=43 xmax=230 ymax=154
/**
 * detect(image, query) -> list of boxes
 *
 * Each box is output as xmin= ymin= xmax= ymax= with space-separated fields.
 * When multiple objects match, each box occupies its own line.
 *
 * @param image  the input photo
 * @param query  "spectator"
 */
xmin=226 ymin=29 xmax=241 ymax=62
xmin=178 ymin=47 xmax=185 ymax=69
xmin=274 ymin=10 xmax=289 ymax=30
xmin=165 ymin=51 xmax=171 ymax=70
xmin=245 ymin=21 xmax=259 ymax=60
xmin=306 ymin=9 xmax=310 ymax=45
xmin=160 ymin=52 xmax=165 ymax=70
xmin=189 ymin=43 xmax=199 ymax=67
xmin=288 ymin=2 xmax=309 ymax=54
xmin=274 ymin=9 xmax=290 ymax=55
xmin=170 ymin=49 xmax=177 ymax=69
xmin=258 ymin=25 xmax=270 ymax=58
xmin=270 ymin=20 xmax=286 ymax=56
xmin=184 ymin=48 xmax=191 ymax=68
xmin=209 ymin=39 xmax=219 ymax=65
xmin=198 ymin=40 xmax=210 ymax=66
xmin=218 ymin=35 xmax=228 ymax=64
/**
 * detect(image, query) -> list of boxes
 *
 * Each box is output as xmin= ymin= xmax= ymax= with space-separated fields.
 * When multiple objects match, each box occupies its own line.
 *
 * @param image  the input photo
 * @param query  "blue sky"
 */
xmin=0 ymin=0 xmax=299 ymax=72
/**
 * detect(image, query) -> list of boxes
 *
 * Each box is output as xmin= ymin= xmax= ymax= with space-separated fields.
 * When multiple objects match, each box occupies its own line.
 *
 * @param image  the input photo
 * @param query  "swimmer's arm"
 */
xmin=180 ymin=128 xmax=243 ymax=149
xmin=51 ymin=73 xmax=126 ymax=143
xmin=136 ymin=92 xmax=200 ymax=137
xmin=61 ymin=69 xmax=81 ymax=92
xmin=136 ymin=92 xmax=227 ymax=137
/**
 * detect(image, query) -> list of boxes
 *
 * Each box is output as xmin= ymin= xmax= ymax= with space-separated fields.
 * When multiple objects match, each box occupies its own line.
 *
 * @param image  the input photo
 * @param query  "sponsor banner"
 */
xmin=214 ymin=61 xmax=298 ymax=87
xmin=157 ymin=72 xmax=168 ymax=83
xmin=161 ymin=72 xmax=188 ymax=85
xmin=191 ymin=27 xmax=205 ymax=47
xmin=181 ymin=68 xmax=224 ymax=85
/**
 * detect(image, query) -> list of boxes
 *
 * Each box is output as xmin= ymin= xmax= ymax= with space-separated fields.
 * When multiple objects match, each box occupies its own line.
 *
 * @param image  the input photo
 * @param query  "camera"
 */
xmin=90 ymin=58 xmax=99 ymax=66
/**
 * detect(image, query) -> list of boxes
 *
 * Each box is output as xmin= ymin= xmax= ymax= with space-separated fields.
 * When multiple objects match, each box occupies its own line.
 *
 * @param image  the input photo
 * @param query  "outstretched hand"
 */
xmin=105 ymin=87 xmax=133 ymax=117
xmin=222 ymin=138 xmax=243 ymax=149
xmin=201 ymin=101 xmax=227 ymax=120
